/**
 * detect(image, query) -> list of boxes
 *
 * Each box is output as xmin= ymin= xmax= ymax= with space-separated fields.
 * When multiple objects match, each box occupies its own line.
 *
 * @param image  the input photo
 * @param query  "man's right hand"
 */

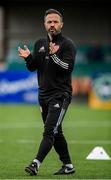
xmin=18 ymin=45 xmax=31 ymax=58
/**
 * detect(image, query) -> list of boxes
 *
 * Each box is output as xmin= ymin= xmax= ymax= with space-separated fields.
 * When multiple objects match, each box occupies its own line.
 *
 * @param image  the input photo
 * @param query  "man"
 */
xmin=18 ymin=8 xmax=76 ymax=176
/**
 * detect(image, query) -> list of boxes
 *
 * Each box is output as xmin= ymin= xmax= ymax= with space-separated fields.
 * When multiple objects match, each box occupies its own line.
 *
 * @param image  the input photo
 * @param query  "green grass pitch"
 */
xmin=0 ymin=103 xmax=111 ymax=179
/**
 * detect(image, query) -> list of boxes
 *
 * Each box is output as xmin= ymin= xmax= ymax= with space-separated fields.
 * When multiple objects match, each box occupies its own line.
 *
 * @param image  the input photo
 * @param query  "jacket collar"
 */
xmin=47 ymin=32 xmax=62 ymax=43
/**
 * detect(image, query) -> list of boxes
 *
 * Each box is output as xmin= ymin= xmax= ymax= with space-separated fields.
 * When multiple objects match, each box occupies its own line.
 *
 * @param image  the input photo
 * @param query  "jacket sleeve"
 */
xmin=50 ymin=39 xmax=76 ymax=73
xmin=24 ymin=41 xmax=39 ymax=72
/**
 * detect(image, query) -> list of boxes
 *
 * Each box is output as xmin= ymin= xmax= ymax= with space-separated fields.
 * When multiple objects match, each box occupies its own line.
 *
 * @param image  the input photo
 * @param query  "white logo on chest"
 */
xmin=39 ymin=46 xmax=45 ymax=52
xmin=54 ymin=103 xmax=60 ymax=108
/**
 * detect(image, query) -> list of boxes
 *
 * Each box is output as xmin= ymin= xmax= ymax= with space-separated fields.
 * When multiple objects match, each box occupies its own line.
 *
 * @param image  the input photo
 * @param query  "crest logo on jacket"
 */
xmin=39 ymin=46 xmax=45 ymax=52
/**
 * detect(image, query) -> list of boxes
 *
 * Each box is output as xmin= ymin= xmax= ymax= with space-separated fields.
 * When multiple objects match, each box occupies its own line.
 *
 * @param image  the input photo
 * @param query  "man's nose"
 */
xmin=50 ymin=22 xmax=55 ymax=26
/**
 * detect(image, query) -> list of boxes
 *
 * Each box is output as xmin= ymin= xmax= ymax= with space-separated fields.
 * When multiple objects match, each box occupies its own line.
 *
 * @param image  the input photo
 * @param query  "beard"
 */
xmin=49 ymin=27 xmax=61 ymax=35
xmin=49 ymin=29 xmax=57 ymax=35
xmin=48 ymin=28 xmax=61 ymax=41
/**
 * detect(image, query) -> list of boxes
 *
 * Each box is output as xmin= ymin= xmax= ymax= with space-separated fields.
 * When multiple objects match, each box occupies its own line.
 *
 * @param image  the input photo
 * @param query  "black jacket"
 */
xmin=25 ymin=33 xmax=76 ymax=99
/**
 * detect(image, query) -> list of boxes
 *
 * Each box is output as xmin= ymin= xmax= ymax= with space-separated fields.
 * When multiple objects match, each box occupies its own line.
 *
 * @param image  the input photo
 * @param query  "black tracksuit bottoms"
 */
xmin=36 ymin=93 xmax=72 ymax=164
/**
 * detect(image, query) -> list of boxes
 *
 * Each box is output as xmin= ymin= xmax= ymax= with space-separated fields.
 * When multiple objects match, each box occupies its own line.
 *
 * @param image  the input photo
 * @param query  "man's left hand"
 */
xmin=49 ymin=42 xmax=59 ymax=54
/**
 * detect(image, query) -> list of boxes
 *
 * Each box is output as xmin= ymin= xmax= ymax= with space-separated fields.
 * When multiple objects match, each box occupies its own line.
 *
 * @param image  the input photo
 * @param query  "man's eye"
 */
xmin=47 ymin=21 xmax=52 ymax=24
xmin=47 ymin=21 xmax=58 ymax=24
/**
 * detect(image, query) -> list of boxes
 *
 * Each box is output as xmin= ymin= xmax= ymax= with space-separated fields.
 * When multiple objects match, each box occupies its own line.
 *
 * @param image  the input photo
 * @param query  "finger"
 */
xmin=50 ymin=42 xmax=55 ymax=46
xmin=49 ymin=44 xmax=55 ymax=51
xmin=24 ymin=45 xmax=28 ymax=50
xmin=52 ymin=43 xmax=56 ymax=49
xmin=18 ymin=49 xmax=22 ymax=54
xmin=18 ymin=47 xmax=24 ymax=53
xmin=18 ymin=46 xmax=21 ymax=52
xmin=49 ymin=46 xmax=52 ymax=51
xmin=49 ymin=42 xmax=53 ymax=46
xmin=56 ymin=45 xmax=59 ymax=49
xmin=18 ymin=49 xmax=23 ymax=55
xmin=18 ymin=52 xmax=22 ymax=57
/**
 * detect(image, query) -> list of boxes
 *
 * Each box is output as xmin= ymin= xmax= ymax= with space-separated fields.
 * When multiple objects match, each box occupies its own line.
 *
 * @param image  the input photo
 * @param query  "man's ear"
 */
xmin=61 ymin=22 xmax=64 ymax=29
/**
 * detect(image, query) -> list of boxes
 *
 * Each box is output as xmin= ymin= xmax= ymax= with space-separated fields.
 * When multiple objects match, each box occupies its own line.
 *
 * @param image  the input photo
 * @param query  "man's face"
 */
xmin=44 ymin=13 xmax=63 ymax=36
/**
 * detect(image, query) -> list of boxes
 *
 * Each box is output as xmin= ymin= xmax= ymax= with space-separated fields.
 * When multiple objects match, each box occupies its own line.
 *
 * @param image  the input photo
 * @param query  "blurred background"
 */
xmin=0 ymin=0 xmax=111 ymax=108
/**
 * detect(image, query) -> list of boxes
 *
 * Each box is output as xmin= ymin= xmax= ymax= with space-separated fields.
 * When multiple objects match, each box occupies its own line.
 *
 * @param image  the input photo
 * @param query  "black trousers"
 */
xmin=36 ymin=93 xmax=72 ymax=164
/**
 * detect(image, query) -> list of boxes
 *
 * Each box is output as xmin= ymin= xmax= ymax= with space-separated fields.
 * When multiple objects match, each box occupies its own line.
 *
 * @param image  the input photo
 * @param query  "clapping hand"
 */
xmin=18 ymin=45 xmax=31 ymax=58
xmin=49 ymin=42 xmax=59 ymax=54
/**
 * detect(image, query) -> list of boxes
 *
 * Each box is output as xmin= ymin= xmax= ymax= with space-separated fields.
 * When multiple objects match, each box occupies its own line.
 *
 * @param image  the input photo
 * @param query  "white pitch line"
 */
xmin=68 ymin=140 xmax=111 ymax=145
xmin=64 ymin=121 xmax=111 ymax=128
xmin=0 ymin=139 xmax=111 ymax=144
xmin=0 ymin=122 xmax=42 ymax=129
xmin=17 ymin=139 xmax=36 ymax=144
xmin=0 ymin=121 xmax=110 ymax=128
